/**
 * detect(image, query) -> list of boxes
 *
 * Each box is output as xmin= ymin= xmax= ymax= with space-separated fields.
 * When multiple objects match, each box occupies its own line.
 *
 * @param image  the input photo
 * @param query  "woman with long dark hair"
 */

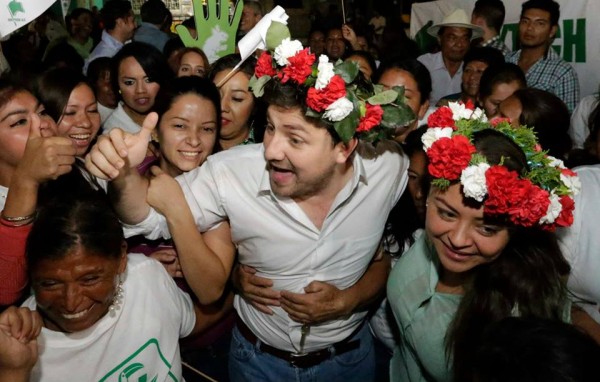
xmin=387 ymin=103 xmax=588 ymax=381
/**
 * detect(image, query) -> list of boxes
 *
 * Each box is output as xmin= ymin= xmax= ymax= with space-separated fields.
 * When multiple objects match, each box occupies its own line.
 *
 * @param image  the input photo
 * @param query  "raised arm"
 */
xmin=147 ymin=166 xmax=236 ymax=304
xmin=85 ymin=113 xmax=158 ymax=224
xmin=0 ymin=120 xmax=75 ymax=305
xmin=0 ymin=307 xmax=42 ymax=382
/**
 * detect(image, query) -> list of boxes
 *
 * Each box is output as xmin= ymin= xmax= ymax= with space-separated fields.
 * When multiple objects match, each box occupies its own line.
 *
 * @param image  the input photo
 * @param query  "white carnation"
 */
xmin=460 ymin=163 xmax=491 ymax=202
xmin=421 ymin=127 xmax=453 ymax=151
xmin=540 ymin=192 xmax=562 ymax=224
xmin=471 ymin=107 xmax=487 ymax=121
xmin=448 ymin=102 xmax=473 ymax=120
xmin=315 ymin=55 xmax=335 ymax=90
xmin=273 ymin=38 xmax=303 ymax=66
xmin=546 ymin=155 xmax=566 ymax=169
xmin=560 ymin=173 xmax=581 ymax=195
xmin=323 ymin=97 xmax=353 ymax=121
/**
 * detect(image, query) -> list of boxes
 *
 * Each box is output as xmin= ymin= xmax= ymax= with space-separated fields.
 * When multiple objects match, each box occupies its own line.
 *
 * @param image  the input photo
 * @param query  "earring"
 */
xmin=109 ymin=275 xmax=124 ymax=317
xmin=118 ymin=89 xmax=122 ymax=95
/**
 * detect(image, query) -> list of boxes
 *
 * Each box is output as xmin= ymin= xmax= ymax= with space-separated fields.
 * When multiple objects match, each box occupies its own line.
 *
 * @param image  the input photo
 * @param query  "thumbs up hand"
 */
xmin=85 ymin=113 xmax=158 ymax=180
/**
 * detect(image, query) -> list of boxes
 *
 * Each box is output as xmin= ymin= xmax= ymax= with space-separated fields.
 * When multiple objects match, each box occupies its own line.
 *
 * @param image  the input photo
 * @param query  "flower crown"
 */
xmin=248 ymin=23 xmax=414 ymax=144
xmin=423 ymin=101 xmax=580 ymax=230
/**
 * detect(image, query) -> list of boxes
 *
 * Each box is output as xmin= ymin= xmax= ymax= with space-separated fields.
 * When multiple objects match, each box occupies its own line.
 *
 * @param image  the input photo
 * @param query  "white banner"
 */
xmin=411 ymin=0 xmax=598 ymax=97
xmin=1 ymin=0 xmax=57 ymax=38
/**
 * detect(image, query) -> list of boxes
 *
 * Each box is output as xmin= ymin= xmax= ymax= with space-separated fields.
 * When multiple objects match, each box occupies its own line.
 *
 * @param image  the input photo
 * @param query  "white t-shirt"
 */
xmin=103 ymin=103 xmax=141 ymax=135
xmin=23 ymin=253 xmax=195 ymax=382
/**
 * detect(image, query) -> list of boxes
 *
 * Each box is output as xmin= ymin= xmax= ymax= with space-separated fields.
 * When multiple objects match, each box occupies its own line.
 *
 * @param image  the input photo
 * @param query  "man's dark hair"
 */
xmin=101 ymin=0 xmax=132 ymax=31
xmin=473 ymin=0 xmax=505 ymax=33
xmin=521 ymin=0 xmax=560 ymax=27
xmin=479 ymin=63 xmax=526 ymax=99
xmin=463 ymin=47 xmax=505 ymax=68
xmin=140 ymin=0 xmax=169 ymax=25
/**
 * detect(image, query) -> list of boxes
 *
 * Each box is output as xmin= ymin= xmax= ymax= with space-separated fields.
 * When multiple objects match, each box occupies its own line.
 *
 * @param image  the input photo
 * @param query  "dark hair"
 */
xmin=101 ymin=0 xmax=132 ymax=31
xmin=472 ymin=0 xmax=506 ymax=33
xmin=344 ymin=50 xmax=377 ymax=78
xmin=153 ymin=76 xmax=221 ymax=139
xmin=27 ymin=169 xmax=124 ymax=272
xmin=375 ymin=58 xmax=432 ymax=105
xmin=43 ymin=41 xmax=85 ymax=73
xmin=479 ymin=63 xmax=526 ymax=99
xmin=66 ymin=8 xmax=93 ymax=36
xmin=181 ymin=16 xmax=196 ymax=30
xmin=511 ymin=88 xmax=572 ymax=160
xmin=163 ymin=36 xmax=184 ymax=58
xmin=385 ymin=126 xmax=428 ymax=253
xmin=86 ymin=57 xmax=112 ymax=87
xmin=522 ymin=0 xmax=560 ymax=27
xmin=111 ymin=42 xmax=173 ymax=100
xmin=474 ymin=317 xmax=600 ymax=382
xmin=262 ymin=78 xmax=343 ymax=145
xmin=0 ymin=77 xmax=31 ymax=111
xmin=208 ymin=53 xmax=256 ymax=80
xmin=140 ymin=0 xmax=168 ymax=25
xmin=36 ymin=67 xmax=91 ymax=123
xmin=446 ymin=129 xmax=571 ymax=381
xmin=208 ymin=54 xmax=265 ymax=144
xmin=463 ymin=47 xmax=505 ymax=68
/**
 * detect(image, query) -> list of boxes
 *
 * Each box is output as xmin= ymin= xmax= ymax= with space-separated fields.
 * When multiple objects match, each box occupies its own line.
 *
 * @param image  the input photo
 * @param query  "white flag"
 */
xmin=0 ymin=0 xmax=57 ymax=38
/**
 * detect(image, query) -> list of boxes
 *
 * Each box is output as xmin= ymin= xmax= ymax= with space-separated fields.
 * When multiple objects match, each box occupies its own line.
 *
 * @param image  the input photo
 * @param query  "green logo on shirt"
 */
xmin=99 ymin=339 xmax=178 ymax=382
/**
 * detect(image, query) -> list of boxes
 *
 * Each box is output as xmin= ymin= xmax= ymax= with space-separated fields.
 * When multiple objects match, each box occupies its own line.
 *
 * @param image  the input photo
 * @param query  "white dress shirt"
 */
xmin=417 ymin=51 xmax=463 ymax=106
xmin=557 ymin=165 xmax=600 ymax=323
xmin=125 ymin=143 xmax=408 ymax=352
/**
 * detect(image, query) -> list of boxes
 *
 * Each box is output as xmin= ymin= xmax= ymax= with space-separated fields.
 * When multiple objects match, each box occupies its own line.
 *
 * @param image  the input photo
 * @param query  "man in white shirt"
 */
xmin=86 ymin=47 xmax=409 ymax=381
xmin=83 ymin=0 xmax=136 ymax=74
xmin=418 ymin=9 xmax=483 ymax=105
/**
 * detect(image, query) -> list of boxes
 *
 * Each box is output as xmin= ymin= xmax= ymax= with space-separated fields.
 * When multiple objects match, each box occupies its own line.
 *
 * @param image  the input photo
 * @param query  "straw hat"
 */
xmin=427 ymin=9 xmax=483 ymax=40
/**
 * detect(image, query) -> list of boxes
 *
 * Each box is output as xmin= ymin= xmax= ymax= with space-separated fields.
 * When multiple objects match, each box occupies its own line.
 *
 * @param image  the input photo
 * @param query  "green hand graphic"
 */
xmin=414 ymin=20 xmax=437 ymax=55
xmin=176 ymin=0 xmax=243 ymax=62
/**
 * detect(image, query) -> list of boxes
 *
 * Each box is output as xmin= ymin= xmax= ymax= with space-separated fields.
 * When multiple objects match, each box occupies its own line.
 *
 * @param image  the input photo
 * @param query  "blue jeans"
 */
xmin=228 ymin=323 xmax=375 ymax=382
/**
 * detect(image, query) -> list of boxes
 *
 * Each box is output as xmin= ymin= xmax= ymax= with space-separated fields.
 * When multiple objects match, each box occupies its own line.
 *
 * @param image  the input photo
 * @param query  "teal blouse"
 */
xmin=387 ymin=234 xmax=572 ymax=382
xmin=387 ymin=234 xmax=459 ymax=382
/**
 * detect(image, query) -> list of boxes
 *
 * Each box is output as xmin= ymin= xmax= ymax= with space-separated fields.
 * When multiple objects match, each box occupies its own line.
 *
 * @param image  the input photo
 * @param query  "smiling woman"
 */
xmin=37 ymin=67 xmax=101 ymax=157
xmin=14 ymin=174 xmax=210 ymax=381
xmin=0 ymin=78 xmax=76 ymax=306
xmin=386 ymin=104 xmax=587 ymax=382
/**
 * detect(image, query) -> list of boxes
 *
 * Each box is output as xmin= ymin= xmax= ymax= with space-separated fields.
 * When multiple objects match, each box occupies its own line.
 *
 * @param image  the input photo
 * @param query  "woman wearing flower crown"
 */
xmin=387 ymin=102 xmax=588 ymax=381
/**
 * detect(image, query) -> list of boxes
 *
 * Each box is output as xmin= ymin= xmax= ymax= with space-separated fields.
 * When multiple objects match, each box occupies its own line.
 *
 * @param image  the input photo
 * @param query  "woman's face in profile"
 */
xmin=31 ymin=244 xmax=126 ymax=333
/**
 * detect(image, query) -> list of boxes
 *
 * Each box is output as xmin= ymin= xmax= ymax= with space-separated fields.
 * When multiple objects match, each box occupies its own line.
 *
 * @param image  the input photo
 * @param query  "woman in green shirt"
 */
xmin=387 ymin=104 xmax=584 ymax=381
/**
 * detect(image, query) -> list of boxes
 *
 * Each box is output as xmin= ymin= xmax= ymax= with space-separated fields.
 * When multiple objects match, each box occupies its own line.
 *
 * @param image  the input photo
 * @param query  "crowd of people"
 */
xmin=1 ymin=0 xmax=600 ymax=381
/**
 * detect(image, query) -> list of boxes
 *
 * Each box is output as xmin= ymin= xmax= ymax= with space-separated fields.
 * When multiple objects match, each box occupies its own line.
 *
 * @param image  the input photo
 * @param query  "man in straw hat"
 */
xmin=417 ymin=8 xmax=483 ymax=105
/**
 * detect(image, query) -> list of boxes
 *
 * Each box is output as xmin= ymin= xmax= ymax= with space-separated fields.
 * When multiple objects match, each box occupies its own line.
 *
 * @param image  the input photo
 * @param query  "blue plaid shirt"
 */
xmin=506 ymin=48 xmax=580 ymax=113
xmin=481 ymin=35 xmax=510 ymax=56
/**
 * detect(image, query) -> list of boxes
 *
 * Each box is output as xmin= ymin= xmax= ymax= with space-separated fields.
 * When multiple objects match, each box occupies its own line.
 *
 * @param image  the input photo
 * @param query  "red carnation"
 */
xmin=279 ymin=48 xmax=315 ymax=84
xmin=255 ymin=52 xmax=276 ymax=78
xmin=555 ymin=195 xmax=575 ymax=227
xmin=427 ymin=106 xmax=455 ymax=129
xmin=427 ymin=135 xmax=475 ymax=180
xmin=306 ymin=75 xmax=347 ymax=112
xmin=509 ymin=185 xmax=549 ymax=227
xmin=560 ymin=168 xmax=577 ymax=177
xmin=484 ymin=166 xmax=528 ymax=216
xmin=489 ymin=117 xmax=511 ymax=127
xmin=464 ymin=99 xmax=475 ymax=110
xmin=357 ymin=104 xmax=384 ymax=132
